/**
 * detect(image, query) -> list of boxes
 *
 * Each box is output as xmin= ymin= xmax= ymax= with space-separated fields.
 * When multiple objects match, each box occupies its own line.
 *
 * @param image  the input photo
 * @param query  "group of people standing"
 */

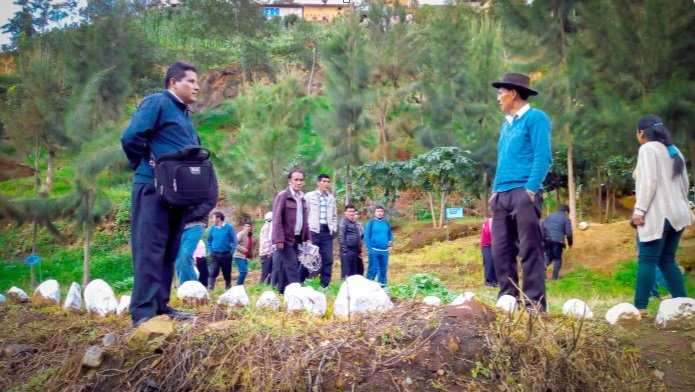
xmin=268 ymin=170 xmax=394 ymax=294
xmin=120 ymin=61 xmax=690 ymax=327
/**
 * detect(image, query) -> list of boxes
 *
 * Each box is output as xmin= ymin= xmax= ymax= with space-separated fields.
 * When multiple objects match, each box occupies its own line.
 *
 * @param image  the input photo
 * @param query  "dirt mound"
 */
xmin=565 ymin=220 xmax=695 ymax=273
xmin=0 ymin=301 xmax=498 ymax=392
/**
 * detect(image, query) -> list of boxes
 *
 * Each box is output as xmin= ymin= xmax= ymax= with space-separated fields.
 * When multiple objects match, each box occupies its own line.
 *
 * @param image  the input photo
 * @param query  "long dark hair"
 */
xmin=636 ymin=115 xmax=684 ymax=178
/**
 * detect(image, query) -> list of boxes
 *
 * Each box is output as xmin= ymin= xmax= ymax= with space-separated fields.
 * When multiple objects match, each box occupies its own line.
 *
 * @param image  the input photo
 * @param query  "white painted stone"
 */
xmin=217 ymin=285 xmax=250 ymax=307
xmin=33 ymin=279 xmax=60 ymax=305
xmin=496 ymin=295 xmax=518 ymax=313
xmin=578 ymin=221 xmax=589 ymax=231
xmin=605 ymin=303 xmax=641 ymax=325
xmin=562 ymin=299 xmax=594 ymax=319
xmin=8 ymin=286 xmax=29 ymax=303
xmin=423 ymin=296 xmax=441 ymax=306
xmin=177 ymin=281 xmax=209 ymax=301
xmin=117 ymin=295 xmax=131 ymax=315
xmin=256 ymin=290 xmax=281 ymax=310
xmin=333 ymin=275 xmax=393 ymax=318
xmin=655 ymin=297 xmax=695 ymax=327
xmin=451 ymin=292 xmax=476 ymax=305
xmin=63 ymin=282 xmax=82 ymax=311
xmin=284 ymin=283 xmax=327 ymax=316
xmin=82 ymin=345 xmax=103 ymax=368
xmin=83 ymin=279 xmax=118 ymax=316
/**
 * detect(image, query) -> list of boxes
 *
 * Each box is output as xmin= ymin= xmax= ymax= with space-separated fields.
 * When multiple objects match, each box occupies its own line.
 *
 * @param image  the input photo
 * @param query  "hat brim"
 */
xmin=491 ymin=81 xmax=538 ymax=96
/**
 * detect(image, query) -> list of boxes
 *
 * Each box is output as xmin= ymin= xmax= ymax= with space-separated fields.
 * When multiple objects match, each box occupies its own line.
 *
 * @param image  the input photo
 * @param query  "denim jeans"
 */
xmin=175 ymin=225 xmax=203 ymax=285
xmin=634 ymin=219 xmax=687 ymax=309
xmin=234 ymin=257 xmax=249 ymax=286
xmin=366 ymin=252 xmax=389 ymax=285
xmin=481 ymin=246 xmax=498 ymax=285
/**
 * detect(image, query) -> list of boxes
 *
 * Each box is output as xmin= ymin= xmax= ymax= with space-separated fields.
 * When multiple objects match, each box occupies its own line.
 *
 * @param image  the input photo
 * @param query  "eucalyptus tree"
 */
xmin=414 ymin=4 xmax=505 ymax=213
xmin=577 ymin=0 xmax=695 ymax=179
xmin=61 ymin=0 xmax=159 ymax=127
xmin=0 ymin=44 xmax=70 ymax=195
xmin=318 ymin=11 xmax=373 ymax=204
xmin=365 ymin=0 xmax=418 ymax=162
xmin=229 ymin=76 xmax=313 ymax=204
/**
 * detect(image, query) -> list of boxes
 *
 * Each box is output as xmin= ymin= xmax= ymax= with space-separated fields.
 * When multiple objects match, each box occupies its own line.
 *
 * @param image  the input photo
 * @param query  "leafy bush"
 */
xmin=387 ymin=273 xmax=456 ymax=302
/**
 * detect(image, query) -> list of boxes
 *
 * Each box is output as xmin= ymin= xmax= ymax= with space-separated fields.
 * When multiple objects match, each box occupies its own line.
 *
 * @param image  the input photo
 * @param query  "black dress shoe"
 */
xmin=162 ymin=306 xmax=194 ymax=321
xmin=132 ymin=316 xmax=153 ymax=327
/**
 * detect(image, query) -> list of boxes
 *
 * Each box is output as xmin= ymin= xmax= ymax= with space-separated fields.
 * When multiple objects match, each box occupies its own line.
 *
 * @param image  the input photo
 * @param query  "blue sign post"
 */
xmin=445 ymin=207 xmax=464 ymax=241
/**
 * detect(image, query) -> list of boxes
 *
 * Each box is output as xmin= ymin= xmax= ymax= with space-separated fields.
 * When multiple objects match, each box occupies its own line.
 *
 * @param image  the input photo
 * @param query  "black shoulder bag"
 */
xmin=152 ymin=146 xmax=219 ymax=206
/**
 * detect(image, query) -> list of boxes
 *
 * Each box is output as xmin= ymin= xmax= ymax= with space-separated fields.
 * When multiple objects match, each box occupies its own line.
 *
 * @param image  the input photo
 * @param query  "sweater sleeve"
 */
xmin=633 ymin=145 xmax=658 ymax=216
xmin=272 ymin=193 xmax=285 ymax=244
xmin=564 ymin=217 xmax=573 ymax=247
xmin=120 ymin=95 xmax=161 ymax=170
xmin=236 ymin=232 xmax=247 ymax=255
xmin=229 ymin=225 xmax=238 ymax=253
xmin=364 ymin=221 xmax=371 ymax=249
xmin=524 ymin=111 xmax=552 ymax=193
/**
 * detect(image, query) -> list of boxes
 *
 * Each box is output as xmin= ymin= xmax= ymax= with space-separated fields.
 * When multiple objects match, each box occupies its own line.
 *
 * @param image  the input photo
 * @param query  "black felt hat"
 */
xmin=491 ymin=72 xmax=538 ymax=96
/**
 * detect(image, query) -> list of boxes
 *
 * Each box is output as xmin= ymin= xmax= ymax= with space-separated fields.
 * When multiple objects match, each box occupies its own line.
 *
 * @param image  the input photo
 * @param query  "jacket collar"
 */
xmin=164 ymin=90 xmax=190 ymax=114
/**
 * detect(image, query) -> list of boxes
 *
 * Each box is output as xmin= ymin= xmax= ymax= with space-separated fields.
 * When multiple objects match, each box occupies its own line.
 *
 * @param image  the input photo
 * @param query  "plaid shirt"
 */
xmin=319 ymin=192 xmax=329 ymax=225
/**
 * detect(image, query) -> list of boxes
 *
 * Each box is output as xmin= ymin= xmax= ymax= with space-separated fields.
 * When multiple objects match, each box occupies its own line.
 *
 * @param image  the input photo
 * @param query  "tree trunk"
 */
xmin=83 ymin=198 xmax=91 ymax=288
xmin=566 ymin=127 xmax=577 ymax=227
xmin=438 ymin=191 xmax=448 ymax=229
xmin=30 ymin=138 xmax=40 ymax=288
xmin=605 ymin=186 xmax=610 ymax=222
xmin=307 ymin=43 xmax=316 ymax=95
xmin=270 ymin=160 xmax=277 ymax=195
xmin=44 ymin=148 xmax=55 ymax=195
xmin=344 ymin=164 xmax=351 ymax=205
xmin=427 ymin=192 xmax=436 ymax=228
xmin=597 ymin=168 xmax=602 ymax=223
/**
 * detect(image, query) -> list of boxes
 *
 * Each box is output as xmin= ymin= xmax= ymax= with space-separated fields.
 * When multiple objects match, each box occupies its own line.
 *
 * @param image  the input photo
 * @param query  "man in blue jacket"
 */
xmin=207 ymin=211 xmax=238 ymax=290
xmin=121 ymin=61 xmax=202 ymax=326
xmin=364 ymin=206 xmax=394 ymax=286
xmin=489 ymin=73 xmax=552 ymax=312
xmin=542 ymin=205 xmax=573 ymax=280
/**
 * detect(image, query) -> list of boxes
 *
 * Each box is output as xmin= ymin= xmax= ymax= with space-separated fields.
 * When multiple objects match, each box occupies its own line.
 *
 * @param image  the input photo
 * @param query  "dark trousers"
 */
xmin=195 ymin=256 xmax=209 ymax=287
xmin=340 ymin=249 xmax=360 ymax=279
xmin=129 ymin=183 xmax=183 ymax=323
xmin=209 ymin=251 xmax=233 ymax=290
xmin=491 ymin=187 xmax=547 ymax=311
xmin=260 ymin=254 xmax=273 ymax=285
xmin=299 ymin=226 xmax=334 ymax=287
xmin=272 ymin=236 xmax=301 ymax=294
xmin=481 ymin=246 xmax=498 ymax=285
xmin=545 ymin=242 xmax=565 ymax=280
xmin=634 ymin=220 xmax=687 ymax=309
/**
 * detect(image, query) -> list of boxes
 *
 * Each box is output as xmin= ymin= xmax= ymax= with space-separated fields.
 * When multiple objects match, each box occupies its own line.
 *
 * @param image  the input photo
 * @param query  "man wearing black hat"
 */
xmin=489 ymin=72 xmax=552 ymax=312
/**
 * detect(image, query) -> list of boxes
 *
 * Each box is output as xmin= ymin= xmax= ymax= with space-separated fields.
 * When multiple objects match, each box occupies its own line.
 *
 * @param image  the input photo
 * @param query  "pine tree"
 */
xmin=318 ymin=12 xmax=373 ymax=204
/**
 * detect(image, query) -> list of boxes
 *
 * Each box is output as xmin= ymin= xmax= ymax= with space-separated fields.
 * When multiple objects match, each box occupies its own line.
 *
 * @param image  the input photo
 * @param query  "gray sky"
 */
xmin=0 ymin=0 xmax=85 ymax=47
xmin=0 ymin=0 xmax=20 ymax=46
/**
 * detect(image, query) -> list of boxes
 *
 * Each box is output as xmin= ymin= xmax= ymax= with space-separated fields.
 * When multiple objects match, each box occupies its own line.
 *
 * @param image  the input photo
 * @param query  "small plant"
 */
xmin=471 ymin=361 xmax=491 ymax=379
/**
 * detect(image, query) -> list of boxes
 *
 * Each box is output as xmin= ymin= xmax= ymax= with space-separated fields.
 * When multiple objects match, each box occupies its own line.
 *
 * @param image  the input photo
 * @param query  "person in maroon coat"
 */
xmin=270 ymin=169 xmax=311 ymax=293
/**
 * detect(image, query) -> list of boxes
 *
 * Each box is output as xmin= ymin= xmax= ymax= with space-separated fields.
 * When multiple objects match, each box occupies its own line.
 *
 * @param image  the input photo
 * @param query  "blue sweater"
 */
xmin=121 ymin=91 xmax=199 ymax=184
xmin=207 ymin=222 xmax=237 ymax=254
xmin=364 ymin=218 xmax=394 ymax=254
xmin=493 ymin=108 xmax=552 ymax=193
